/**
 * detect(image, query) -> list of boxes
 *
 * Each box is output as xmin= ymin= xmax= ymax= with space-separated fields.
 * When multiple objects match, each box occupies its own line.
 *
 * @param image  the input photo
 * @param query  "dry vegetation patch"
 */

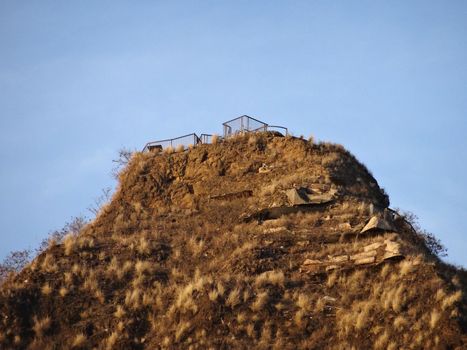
xmin=0 ymin=132 xmax=465 ymax=349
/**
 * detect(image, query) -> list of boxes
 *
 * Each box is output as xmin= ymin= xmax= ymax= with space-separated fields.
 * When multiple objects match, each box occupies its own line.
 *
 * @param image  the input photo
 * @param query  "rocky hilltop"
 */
xmin=0 ymin=132 xmax=466 ymax=349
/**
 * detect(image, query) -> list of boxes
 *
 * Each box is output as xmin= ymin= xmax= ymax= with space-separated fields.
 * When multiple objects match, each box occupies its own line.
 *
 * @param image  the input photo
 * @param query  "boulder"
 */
xmin=383 ymin=239 xmax=403 ymax=260
xmin=354 ymin=256 xmax=376 ymax=265
xmin=350 ymin=250 xmax=377 ymax=261
xmin=363 ymin=242 xmax=385 ymax=252
xmin=258 ymin=163 xmax=271 ymax=173
xmin=303 ymin=259 xmax=322 ymax=266
xmin=328 ymin=255 xmax=349 ymax=263
xmin=286 ymin=187 xmax=336 ymax=206
xmin=361 ymin=215 xmax=396 ymax=233
xmin=286 ymin=188 xmax=310 ymax=205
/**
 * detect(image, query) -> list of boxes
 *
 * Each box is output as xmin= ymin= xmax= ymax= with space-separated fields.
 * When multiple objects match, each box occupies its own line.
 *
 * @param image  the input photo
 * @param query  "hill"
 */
xmin=0 ymin=132 xmax=466 ymax=349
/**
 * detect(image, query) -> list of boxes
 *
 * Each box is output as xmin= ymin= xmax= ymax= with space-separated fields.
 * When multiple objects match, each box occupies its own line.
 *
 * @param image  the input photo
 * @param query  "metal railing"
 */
xmin=267 ymin=125 xmax=288 ymax=135
xmin=142 ymin=133 xmax=202 ymax=152
xmin=142 ymin=116 xmax=288 ymax=153
xmin=200 ymin=134 xmax=213 ymax=144
xmin=222 ymin=115 xmax=288 ymax=138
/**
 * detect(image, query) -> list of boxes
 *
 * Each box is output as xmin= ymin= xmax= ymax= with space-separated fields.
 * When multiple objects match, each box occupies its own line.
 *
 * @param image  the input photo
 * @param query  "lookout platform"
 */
xmin=142 ymin=115 xmax=288 ymax=152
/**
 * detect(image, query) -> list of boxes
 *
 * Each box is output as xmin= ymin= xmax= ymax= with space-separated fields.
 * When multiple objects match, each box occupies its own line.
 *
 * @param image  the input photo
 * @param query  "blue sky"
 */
xmin=1 ymin=1 xmax=466 ymax=266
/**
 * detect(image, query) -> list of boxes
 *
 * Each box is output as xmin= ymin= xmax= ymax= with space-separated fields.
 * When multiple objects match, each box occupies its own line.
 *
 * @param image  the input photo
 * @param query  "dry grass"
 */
xmin=137 ymin=237 xmax=150 ymax=255
xmin=1 ymin=134 xmax=465 ymax=349
xmin=71 ymin=263 xmax=81 ymax=275
xmin=114 ymin=305 xmax=125 ymax=318
xmin=374 ymin=331 xmax=389 ymax=349
xmin=226 ymin=287 xmax=242 ymax=308
xmin=14 ymin=335 xmax=21 ymax=345
xmin=63 ymin=234 xmax=76 ymax=255
xmin=211 ymin=134 xmax=219 ymax=144
xmin=164 ymin=146 xmax=174 ymax=154
xmin=326 ymin=271 xmax=338 ymax=288
xmin=430 ymin=309 xmax=441 ymax=329
xmin=435 ymin=288 xmax=446 ymax=302
xmin=380 ymin=264 xmax=391 ymax=279
xmin=104 ymin=332 xmax=118 ymax=349
xmin=173 ymin=277 xmax=207 ymax=314
xmin=59 ymin=287 xmax=68 ymax=297
xmin=135 ymin=260 xmax=152 ymax=275
xmin=441 ymin=290 xmax=462 ymax=310
xmin=251 ymin=291 xmax=269 ymax=312
xmin=106 ymin=257 xmax=119 ymax=277
xmin=64 ymin=271 xmax=73 ymax=284
xmin=188 ymin=237 xmax=205 ymax=257
xmin=41 ymin=283 xmax=52 ymax=296
xmin=41 ymin=254 xmax=58 ymax=273
xmin=390 ymin=285 xmax=406 ymax=312
xmin=71 ymin=333 xmax=86 ymax=348
xmin=393 ymin=316 xmax=407 ymax=330
xmin=237 ymin=312 xmax=247 ymax=324
xmin=83 ymin=272 xmax=98 ymax=292
xmin=32 ymin=316 xmax=51 ymax=338
xmin=77 ymin=236 xmax=94 ymax=249
xmin=355 ymin=301 xmax=372 ymax=330
xmin=94 ymin=289 xmax=105 ymax=304
xmin=125 ymin=288 xmax=142 ymax=310
xmin=399 ymin=260 xmax=414 ymax=276
xmin=294 ymin=309 xmax=307 ymax=329
xmin=175 ymin=144 xmax=185 ymax=152
xmin=208 ymin=289 xmax=219 ymax=302
xmin=175 ymin=321 xmax=191 ymax=342
xmin=216 ymin=281 xmax=225 ymax=296
xmin=315 ymin=297 xmax=326 ymax=313
xmin=254 ymin=270 xmax=284 ymax=288
xmin=296 ymin=293 xmax=312 ymax=312
xmin=246 ymin=323 xmax=256 ymax=338
xmin=116 ymin=260 xmax=133 ymax=280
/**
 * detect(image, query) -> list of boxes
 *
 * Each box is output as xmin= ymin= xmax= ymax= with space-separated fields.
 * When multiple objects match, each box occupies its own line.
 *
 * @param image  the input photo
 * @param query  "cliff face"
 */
xmin=1 ymin=132 xmax=466 ymax=349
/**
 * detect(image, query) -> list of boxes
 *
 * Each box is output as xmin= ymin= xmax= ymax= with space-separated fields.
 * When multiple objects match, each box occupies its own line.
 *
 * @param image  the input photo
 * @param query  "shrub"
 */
xmin=37 ymin=216 xmax=88 ymax=254
xmin=420 ymin=230 xmax=448 ymax=257
xmin=111 ymin=148 xmax=133 ymax=179
xmin=0 ymin=249 xmax=31 ymax=283
xmin=397 ymin=210 xmax=447 ymax=258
